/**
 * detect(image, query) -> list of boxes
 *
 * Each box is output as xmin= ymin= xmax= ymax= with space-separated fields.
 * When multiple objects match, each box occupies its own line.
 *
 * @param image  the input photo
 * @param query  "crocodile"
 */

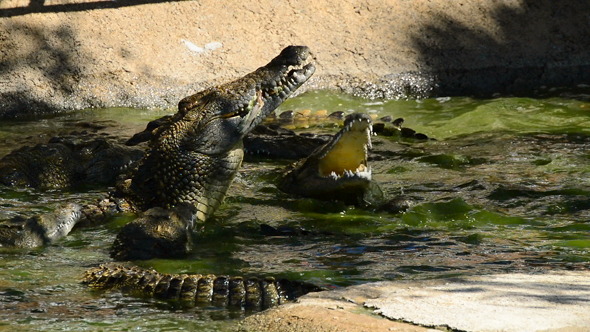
xmin=0 ymin=134 xmax=143 ymax=190
xmin=278 ymin=113 xmax=379 ymax=205
xmin=112 ymin=45 xmax=315 ymax=216
xmin=0 ymin=45 xmax=315 ymax=252
xmin=82 ymin=263 xmax=322 ymax=311
xmin=276 ymin=112 xmax=429 ymax=212
xmin=108 ymin=45 xmax=315 ymax=259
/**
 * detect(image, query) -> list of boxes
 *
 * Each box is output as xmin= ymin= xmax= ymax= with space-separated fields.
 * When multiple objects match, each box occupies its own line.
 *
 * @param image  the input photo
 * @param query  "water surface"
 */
xmin=1 ymin=89 xmax=589 ymax=330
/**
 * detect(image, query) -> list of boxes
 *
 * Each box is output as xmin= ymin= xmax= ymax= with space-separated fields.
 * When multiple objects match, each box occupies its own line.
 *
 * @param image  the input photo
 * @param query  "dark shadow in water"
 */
xmin=410 ymin=1 xmax=590 ymax=96
xmin=0 ymin=0 xmax=186 ymax=17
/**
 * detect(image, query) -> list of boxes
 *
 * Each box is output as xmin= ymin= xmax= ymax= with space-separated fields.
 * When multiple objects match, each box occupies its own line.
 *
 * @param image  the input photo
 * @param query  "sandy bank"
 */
xmin=1 ymin=0 xmax=589 ymax=118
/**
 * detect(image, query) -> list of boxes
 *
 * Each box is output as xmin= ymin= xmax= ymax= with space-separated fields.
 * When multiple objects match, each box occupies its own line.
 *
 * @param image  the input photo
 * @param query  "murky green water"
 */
xmin=1 ymin=89 xmax=589 ymax=330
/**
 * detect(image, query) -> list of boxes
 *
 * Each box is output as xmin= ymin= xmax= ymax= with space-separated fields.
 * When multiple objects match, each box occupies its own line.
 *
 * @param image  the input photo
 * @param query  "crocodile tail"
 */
xmin=82 ymin=263 xmax=322 ymax=311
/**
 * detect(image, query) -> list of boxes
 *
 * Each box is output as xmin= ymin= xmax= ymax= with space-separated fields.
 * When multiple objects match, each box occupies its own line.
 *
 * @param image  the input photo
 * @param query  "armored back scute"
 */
xmin=82 ymin=263 xmax=322 ymax=312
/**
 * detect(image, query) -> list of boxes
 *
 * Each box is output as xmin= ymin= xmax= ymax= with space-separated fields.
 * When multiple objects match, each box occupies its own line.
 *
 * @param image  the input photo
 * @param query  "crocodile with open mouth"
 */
xmin=278 ymin=113 xmax=380 ymax=205
xmin=0 ymin=46 xmax=315 ymax=251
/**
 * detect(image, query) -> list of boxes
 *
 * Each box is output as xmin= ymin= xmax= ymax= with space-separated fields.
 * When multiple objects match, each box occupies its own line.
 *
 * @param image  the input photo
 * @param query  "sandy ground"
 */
xmin=1 ymin=0 xmax=589 ymax=118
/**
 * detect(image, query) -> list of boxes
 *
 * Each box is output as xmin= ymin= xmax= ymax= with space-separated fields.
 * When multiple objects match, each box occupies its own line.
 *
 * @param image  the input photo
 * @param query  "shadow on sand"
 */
xmin=410 ymin=1 xmax=590 ymax=97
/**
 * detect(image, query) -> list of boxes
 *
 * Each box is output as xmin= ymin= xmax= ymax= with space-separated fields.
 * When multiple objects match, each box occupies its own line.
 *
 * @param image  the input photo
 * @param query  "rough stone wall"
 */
xmin=0 ymin=0 xmax=589 ymax=118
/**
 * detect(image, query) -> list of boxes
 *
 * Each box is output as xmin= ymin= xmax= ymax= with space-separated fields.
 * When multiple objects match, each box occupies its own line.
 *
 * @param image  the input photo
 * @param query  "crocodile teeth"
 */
xmin=291 ymin=70 xmax=307 ymax=83
xmin=327 ymin=167 xmax=371 ymax=180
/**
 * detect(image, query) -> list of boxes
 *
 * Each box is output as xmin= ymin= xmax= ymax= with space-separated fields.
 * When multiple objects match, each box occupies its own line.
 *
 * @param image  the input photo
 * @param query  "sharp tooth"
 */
xmin=292 ymin=70 xmax=305 ymax=82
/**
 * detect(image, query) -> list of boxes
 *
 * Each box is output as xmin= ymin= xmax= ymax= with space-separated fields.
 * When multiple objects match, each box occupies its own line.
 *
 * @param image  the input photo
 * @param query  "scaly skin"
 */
xmin=0 ymin=46 xmax=315 ymax=250
xmin=243 ymin=124 xmax=332 ymax=160
xmin=110 ymin=46 xmax=315 ymax=259
xmin=0 ymin=135 xmax=143 ymax=190
xmin=117 ymin=45 xmax=315 ymax=221
xmin=82 ymin=263 xmax=322 ymax=311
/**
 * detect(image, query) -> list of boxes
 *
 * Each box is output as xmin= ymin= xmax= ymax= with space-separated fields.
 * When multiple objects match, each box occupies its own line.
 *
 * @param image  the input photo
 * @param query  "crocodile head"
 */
xmin=173 ymin=45 xmax=315 ymax=155
xmin=279 ymin=113 xmax=381 ymax=205
xmin=123 ymin=46 xmax=315 ymax=221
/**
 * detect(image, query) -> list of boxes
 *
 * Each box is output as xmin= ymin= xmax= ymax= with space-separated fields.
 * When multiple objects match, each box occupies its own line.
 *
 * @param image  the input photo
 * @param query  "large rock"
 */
xmin=239 ymin=271 xmax=590 ymax=332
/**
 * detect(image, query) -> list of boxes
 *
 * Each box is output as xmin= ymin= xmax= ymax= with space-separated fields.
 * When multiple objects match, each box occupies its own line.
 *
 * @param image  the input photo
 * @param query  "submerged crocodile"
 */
xmin=0 ymin=135 xmax=143 ymax=190
xmin=82 ymin=263 xmax=322 ymax=311
xmin=0 ymin=203 xmax=82 ymax=248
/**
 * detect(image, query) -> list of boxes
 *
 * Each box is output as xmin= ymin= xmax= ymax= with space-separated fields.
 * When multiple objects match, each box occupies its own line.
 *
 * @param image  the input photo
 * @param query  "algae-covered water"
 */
xmin=1 ymin=89 xmax=589 ymax=330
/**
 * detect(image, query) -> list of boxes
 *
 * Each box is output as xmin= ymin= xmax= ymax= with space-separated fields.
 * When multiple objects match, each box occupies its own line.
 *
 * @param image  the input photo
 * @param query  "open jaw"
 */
xmin=279 ymin=113 xmax=374 ymax=202
xmin=317 ymin=113 xmax=373 ymax=182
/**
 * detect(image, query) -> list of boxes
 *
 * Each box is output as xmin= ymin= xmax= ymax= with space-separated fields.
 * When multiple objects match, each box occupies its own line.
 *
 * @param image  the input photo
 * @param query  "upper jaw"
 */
xmin=259 ymin=45 xmax=316 ymax=101
xmin=238 ymin=46 xmax=315 ymax=133
xmin=174 ymin=46 xmax=314 ymax=156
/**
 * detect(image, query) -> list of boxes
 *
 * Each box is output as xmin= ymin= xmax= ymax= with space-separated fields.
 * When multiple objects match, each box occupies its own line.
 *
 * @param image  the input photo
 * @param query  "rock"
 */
xmin=238 ymin=271 xmax=590 ymax=332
